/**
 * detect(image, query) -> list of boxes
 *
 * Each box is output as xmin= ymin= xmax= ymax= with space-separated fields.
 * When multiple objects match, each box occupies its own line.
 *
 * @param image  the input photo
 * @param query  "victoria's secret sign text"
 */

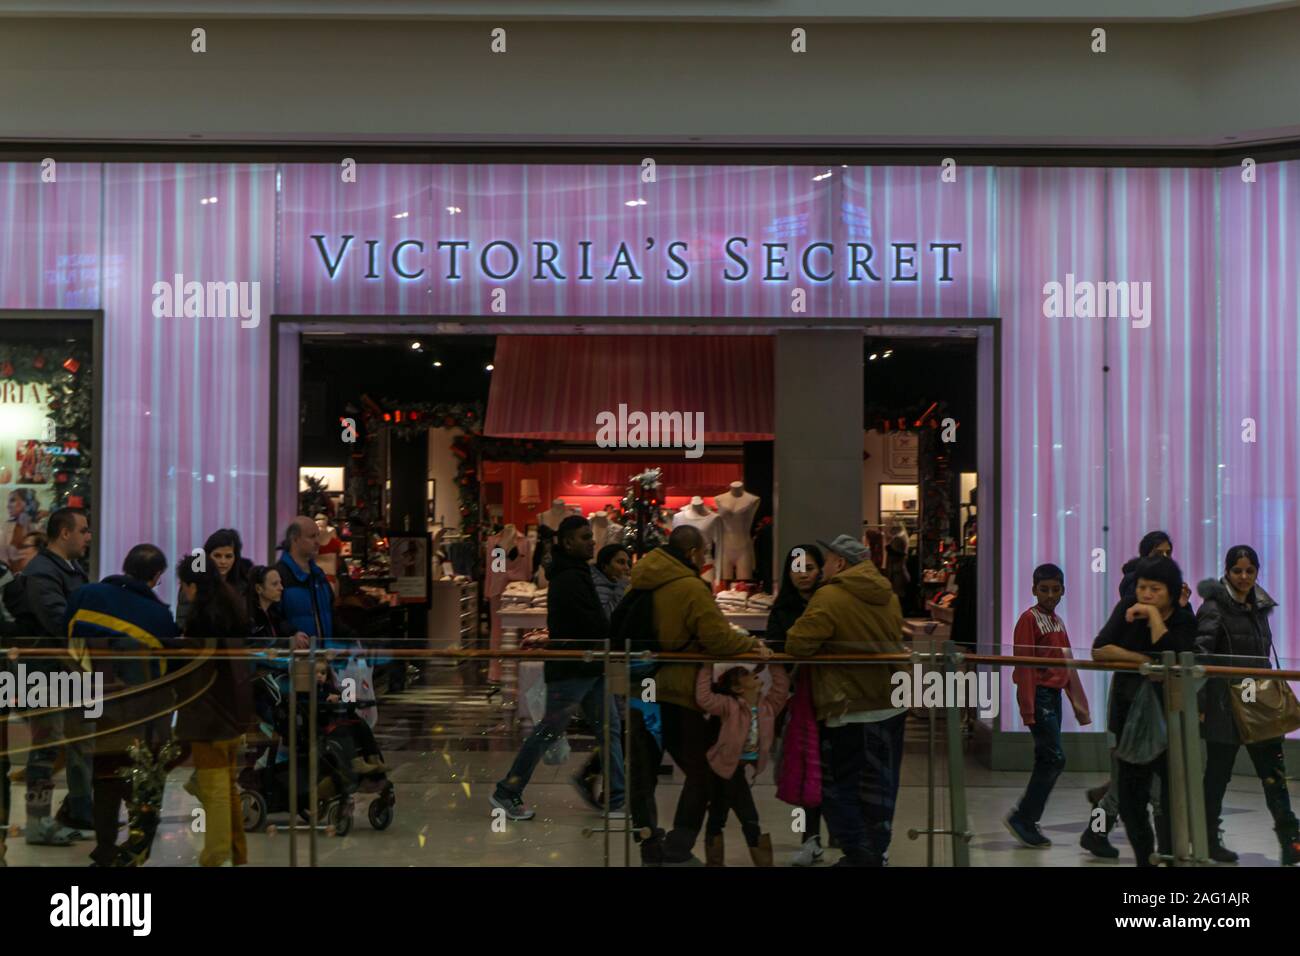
xmin=310 ymin=235 xmax=963 ymax=284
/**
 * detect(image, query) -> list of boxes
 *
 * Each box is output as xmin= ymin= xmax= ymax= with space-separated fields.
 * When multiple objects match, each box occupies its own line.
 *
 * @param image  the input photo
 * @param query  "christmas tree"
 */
xmin=619 ymin=468 xmax=670 ymax=556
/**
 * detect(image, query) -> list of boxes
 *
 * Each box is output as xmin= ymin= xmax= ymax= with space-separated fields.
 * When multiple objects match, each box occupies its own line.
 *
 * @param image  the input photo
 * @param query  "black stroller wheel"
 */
xmin=368 ymin=798 xmax=394 ymax=831
xmin=240 ymin=790 xmax=268 ymax=832
xmin=330 ymin=797 xmax=355 ymax=837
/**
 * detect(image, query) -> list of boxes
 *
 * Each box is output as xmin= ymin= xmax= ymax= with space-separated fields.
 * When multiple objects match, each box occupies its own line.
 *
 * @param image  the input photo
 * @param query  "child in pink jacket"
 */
xmin=694 ymin=662 xmax=790 ymax=866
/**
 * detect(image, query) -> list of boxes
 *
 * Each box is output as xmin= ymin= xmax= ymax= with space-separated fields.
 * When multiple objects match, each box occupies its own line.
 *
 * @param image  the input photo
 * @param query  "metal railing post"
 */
xmin=288 ymin=648 xmax=298 ymax=867
xmin=1159 ymin=650 xmax=1191 ymax=866
xmin=308 ymin=638 xmax=318 ymax=866
xmin=1178 ymin=650 xmax=1209 ymax=865
xmin=602 ymin=640 xmax=611 ymax=867
xmin=943 ymin=641 xmax=972 ymax=866
xmin=925 ymin=641 xmax=936 ymax=867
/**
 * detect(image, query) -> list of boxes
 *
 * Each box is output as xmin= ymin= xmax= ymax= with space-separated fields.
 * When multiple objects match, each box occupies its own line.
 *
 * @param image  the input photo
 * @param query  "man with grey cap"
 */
xmin=784 ymin=533 xmax=909 ymax=866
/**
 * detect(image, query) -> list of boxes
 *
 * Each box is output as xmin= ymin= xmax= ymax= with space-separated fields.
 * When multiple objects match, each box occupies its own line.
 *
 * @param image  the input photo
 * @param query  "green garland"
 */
xmin=0 ymin=343 xmax=93 ymax=518
xmin=350 ymin=399 xmax=552 ymax=541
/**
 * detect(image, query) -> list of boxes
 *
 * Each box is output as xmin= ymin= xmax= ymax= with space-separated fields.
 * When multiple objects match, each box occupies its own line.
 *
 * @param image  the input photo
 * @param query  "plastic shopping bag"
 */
xmin=341 ymin=652 xmax=378 ymax=728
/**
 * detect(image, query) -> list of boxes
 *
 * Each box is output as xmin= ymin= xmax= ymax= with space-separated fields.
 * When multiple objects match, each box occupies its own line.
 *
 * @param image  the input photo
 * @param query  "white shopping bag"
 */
xmin=341 ymin=652 xmax=378 ymax=728
xmin=521 ymin=663 xmax=569 ymax=764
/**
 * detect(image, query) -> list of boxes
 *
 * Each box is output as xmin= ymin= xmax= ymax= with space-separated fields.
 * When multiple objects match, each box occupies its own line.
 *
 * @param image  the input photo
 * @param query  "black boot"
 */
xmin=1208 ymin=826 xmax=1239 ymax=864
xmin=637 ymin=828 xmax=666 ymax=867
xmin=1276 ymin=823 xmax=1300 ymax=867
xmin=1079 ymin=807 xmax=1120 ymax=859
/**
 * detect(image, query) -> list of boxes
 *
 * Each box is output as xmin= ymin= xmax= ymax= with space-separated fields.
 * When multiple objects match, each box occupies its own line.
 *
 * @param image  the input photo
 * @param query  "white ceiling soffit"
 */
xmin=1 ymin=0 xmax=1299 ymax=21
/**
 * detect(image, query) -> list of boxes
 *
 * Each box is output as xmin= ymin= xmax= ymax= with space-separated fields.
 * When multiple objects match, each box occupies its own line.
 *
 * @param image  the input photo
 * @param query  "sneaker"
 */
xmin=791 ymin=835 xmax=824 ymax=867
xmin=661 ymin=854 xmax=705 ymax=867
xmin=570 ymin=774 xmax=602 ymax=812
xmin=489 ymin=792 xmax=535 ymax=821
xmin=25 ymin=816 xmax=77 ymax=847
xmin=183 ymin=771 xmax=200 ymax=798
xmin=1004 ymin=813 xmax=1051 ymax=848
xmin=1079 ymin=826 xmax=1120 ymax=859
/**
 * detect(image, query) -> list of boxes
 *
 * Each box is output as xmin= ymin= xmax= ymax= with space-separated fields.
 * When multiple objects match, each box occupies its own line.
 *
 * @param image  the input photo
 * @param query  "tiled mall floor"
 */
xmin=3 ymin=669 xmax=1294 ymax=867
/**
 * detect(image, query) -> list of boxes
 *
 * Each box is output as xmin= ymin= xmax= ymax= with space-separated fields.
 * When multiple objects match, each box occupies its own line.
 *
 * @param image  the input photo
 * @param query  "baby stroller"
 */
xmin=238 ymin=666 xmax=395 ymax=835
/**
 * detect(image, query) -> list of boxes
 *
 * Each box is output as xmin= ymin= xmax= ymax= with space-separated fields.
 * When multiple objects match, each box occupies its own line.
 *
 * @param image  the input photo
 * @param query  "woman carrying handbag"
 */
xmin=1195 ymin=545 xmax=1300 ymax=866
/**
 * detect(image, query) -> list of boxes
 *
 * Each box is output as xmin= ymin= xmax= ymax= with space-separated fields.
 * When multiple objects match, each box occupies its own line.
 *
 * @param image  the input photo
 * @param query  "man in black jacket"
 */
xmin=491 ymin=516 xmax=625 ymax=821
xmin=21 ymin=507 xmax=94 ymax=846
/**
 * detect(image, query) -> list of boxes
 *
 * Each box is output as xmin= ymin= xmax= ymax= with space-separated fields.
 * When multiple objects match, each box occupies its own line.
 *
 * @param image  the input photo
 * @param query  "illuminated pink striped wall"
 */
xmin=1 ymin=161 xmax=1296 ymax=731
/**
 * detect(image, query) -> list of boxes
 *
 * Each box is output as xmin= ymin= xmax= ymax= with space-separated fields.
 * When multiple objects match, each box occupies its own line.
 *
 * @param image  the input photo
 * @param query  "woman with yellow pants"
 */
xmin=176 ymin=557 xmax=254 ymax=867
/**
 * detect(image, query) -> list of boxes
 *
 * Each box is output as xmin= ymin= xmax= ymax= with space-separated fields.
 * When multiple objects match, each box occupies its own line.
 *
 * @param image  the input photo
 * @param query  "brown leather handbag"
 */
xmin=1226 ymin=638 xmax=1300 ymax=744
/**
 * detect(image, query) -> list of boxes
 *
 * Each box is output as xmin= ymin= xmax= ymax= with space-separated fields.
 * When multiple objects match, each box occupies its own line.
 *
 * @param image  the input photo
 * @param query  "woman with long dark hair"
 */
xmin=177 ymin=528 xmax=253 ymax=631
xmin=1196 ymin=545 xmax=1300 ymax=866
xmin=768 ymin=543 xmax=825 ymax=866
xmin=175 ymin=557 xmax=254 ymax=867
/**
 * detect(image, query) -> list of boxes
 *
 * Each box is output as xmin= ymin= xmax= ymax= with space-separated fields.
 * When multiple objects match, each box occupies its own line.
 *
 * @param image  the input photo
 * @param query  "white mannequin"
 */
xmin=672 ymin=496 xmax=720 ymax=582
xmin=714 ymin=482 xmax=760 ymax=581
xmin=589 ymin=512 xmax=612 ymax=554
xmin=538 ymin=498 xmax=569 ymax=531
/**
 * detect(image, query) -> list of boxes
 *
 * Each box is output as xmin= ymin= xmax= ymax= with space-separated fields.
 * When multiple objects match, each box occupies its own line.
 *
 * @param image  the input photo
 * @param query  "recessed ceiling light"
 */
xmin=625 ymin=199 xmax=647 ymax=207
xmin=410 ymin=341 xmax=422 ymax=350
xmin=393 ymin=211 xmax=409 ymax=219
xmin=485 ymin=363 xmax=494 ymax=372
xmin=446 ymin=206 xmax=462 ymax=215
xmin=432 ymin=360 xmax=442 ymax=367
xmin=869 ymin=353 xmax=878 ymax=361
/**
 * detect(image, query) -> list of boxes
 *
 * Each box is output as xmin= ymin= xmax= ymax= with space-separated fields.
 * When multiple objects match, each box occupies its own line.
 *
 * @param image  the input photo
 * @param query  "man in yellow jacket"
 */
xmin=627 ymin=525 xmax=771 ymax=865
xmin=785 ymin=534 xmax=909 ymax=867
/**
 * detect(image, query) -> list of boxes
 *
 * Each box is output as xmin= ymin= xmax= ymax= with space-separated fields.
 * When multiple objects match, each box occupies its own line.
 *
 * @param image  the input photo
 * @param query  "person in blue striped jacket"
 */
xmin=65 ymin=543 xmax=182 ymax=866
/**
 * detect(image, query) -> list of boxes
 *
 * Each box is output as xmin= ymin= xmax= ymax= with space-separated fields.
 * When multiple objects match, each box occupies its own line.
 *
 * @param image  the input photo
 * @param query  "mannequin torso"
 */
xmin=714 ymin=483 xmax=760 ymax=581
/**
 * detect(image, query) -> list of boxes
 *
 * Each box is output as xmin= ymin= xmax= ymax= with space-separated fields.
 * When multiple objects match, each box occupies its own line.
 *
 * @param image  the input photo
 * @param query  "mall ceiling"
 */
xmin=1 ymin=3 xmax=1298 ymax=152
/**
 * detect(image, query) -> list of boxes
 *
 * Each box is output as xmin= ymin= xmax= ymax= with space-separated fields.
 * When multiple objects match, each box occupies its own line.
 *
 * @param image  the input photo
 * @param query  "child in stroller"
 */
xmin=315 ymin=660 xmax=389 ymax=782
xmin=237 ymin=658 xmax=395 ymax=834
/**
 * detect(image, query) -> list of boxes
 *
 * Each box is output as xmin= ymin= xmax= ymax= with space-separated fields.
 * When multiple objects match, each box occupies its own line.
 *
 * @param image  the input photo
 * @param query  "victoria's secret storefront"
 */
xmin=2 ymin=159 xmax=1296 ymax=755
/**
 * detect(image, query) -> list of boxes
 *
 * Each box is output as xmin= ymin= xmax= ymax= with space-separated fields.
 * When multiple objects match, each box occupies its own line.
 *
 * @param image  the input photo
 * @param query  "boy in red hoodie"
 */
xmin=1005 ymin=563 xmax=1091 ymax=848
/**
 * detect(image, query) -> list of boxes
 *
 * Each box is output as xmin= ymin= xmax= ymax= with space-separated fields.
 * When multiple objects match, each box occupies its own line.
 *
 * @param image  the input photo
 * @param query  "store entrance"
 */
xmin=272 ymin=319 xmax=998 ymax=709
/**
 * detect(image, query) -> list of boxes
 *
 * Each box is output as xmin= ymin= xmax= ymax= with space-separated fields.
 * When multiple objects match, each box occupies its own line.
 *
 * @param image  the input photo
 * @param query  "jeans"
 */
xmin=1016 ymin=686 xmax=1065 ymax=824
xmin=1204 ymin=738 xmax=1298 ymax=838
xmin=192 ymin=738 xmax=248 ymax=867
xmin=25 ymin=712 xmax=92 ymax=822
xmin=626 ymin=707 xmax=663 ymax=837
xmin=22 ymin=667 xmax=94 ymax=824
xmin=496 ymin=675 xmax=625 ymax=808
xmin=660 ymin=702 xmax=719 ymax=861
xmin=821 ymin=712 xmax=907 ymax=865
xmin=1117 ymin=754 xmax=1171 ymax=867
xmin=706 ymin=767 xmax=761 ymax=847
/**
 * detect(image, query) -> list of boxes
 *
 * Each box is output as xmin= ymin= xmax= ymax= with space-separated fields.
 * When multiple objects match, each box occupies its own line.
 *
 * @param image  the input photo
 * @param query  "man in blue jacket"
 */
xmin=275 ymin=516 xmax=337 ymax=644
xmin=64 ymin=543 xmax=182 ymax=866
